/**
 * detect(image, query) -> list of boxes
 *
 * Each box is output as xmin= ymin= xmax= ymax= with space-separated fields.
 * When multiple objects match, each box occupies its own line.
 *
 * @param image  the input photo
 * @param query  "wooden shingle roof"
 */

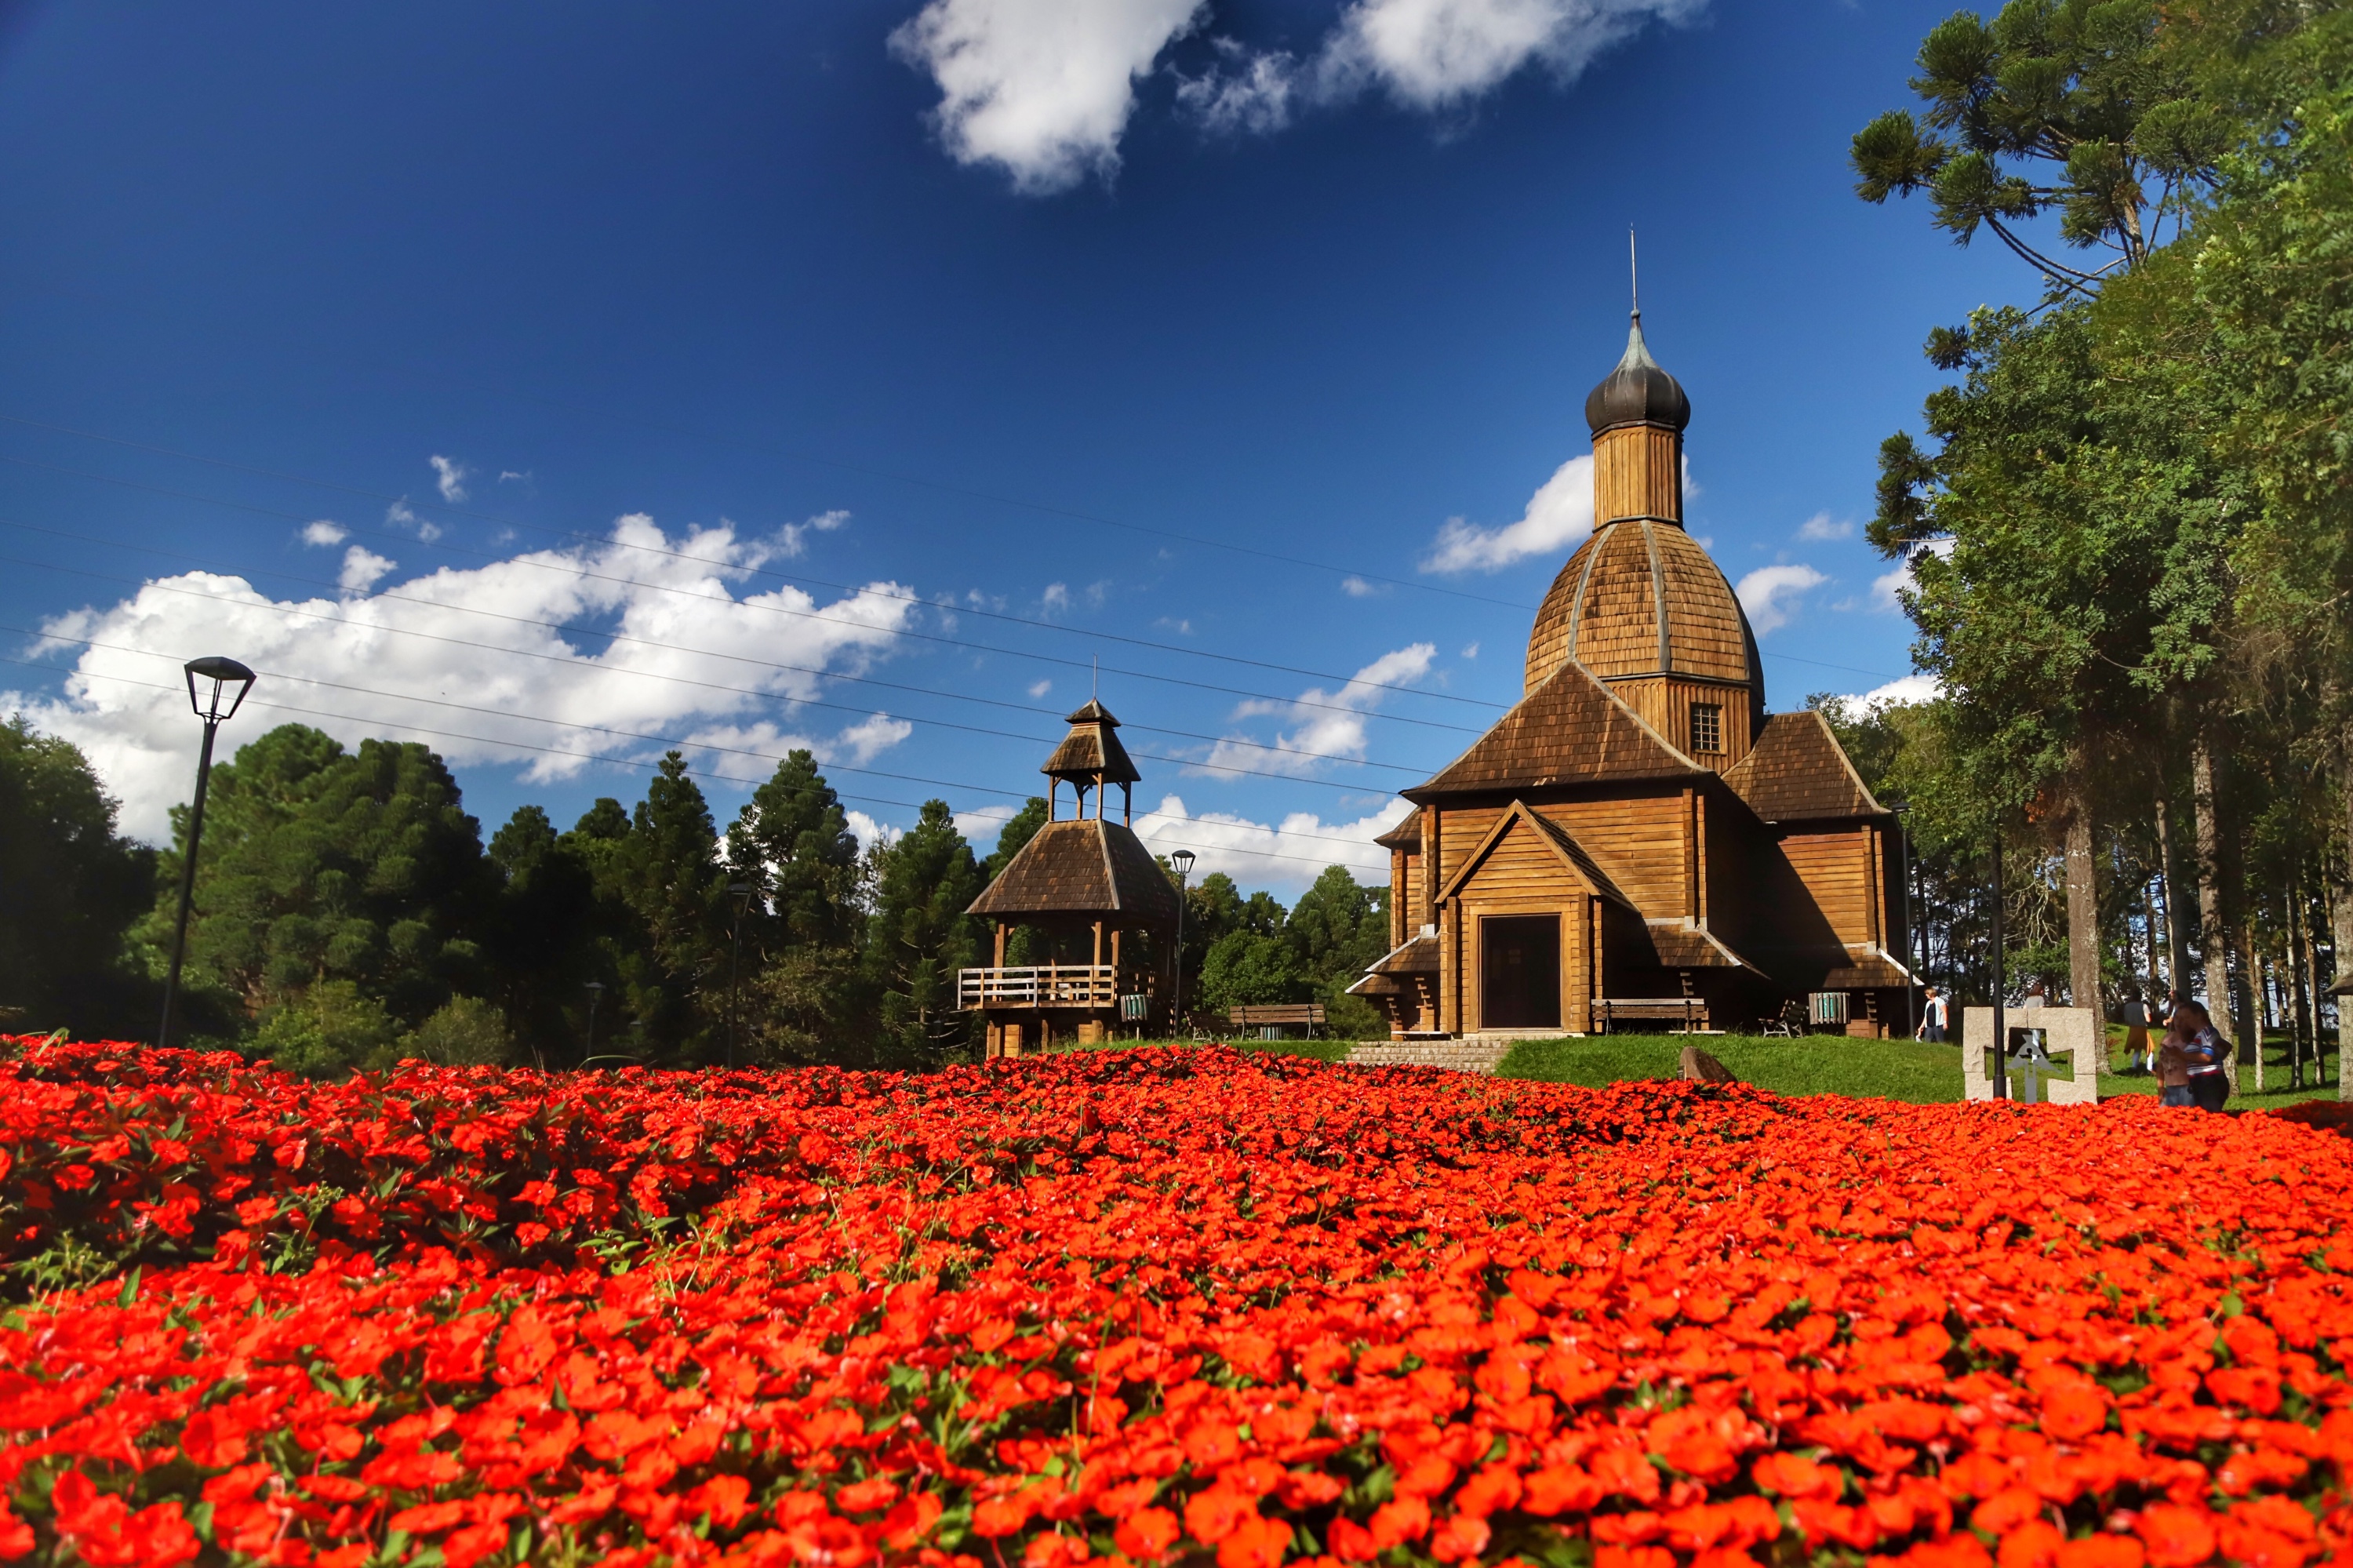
xmin=1373 ymin=806 xmax=1424 ymax=851
xmin=1042 ymin=702 xmax=1140 ymax=785
xmin=1522 ymin=520 xmax=1763 ymax=704
xmin=1347 ymin=932 xmax=1438 ymax=997
xmin=1822 ymin=946 xmax=1918 ymax=989
xmin=1407 ymin=660 xmax=1703 ymax=800
xmin=1721 ymin=711 xmax=1886 ymax=822
xmin=1642 ymin=921 xmax=1769 ymax=976
xmin=966 ymin=818 xmax=1180 ymax=925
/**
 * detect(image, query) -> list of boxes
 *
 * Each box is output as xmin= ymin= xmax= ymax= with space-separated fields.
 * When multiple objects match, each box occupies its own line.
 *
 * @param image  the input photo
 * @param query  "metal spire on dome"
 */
xmin=1584 ymin=234 xmax=1689 ymax=435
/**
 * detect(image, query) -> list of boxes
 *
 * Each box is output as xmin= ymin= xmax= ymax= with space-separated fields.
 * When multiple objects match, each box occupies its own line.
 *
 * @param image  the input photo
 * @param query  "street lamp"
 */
xmin=157 ymin=656 xmax=256 ymax=1050
xmin=726 ymin=881 xmax=755 ymax=1070
xmin=1169 ymin=849 xmax=1196 ymax=1039
xmin=584 ymin=980 xmax=605 ymax=1063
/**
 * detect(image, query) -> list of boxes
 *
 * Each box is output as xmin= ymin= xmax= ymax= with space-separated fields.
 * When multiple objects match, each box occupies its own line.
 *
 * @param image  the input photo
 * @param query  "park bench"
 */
xmin=1225 ymin=1002 xmax=1327 ymax=1039
xmin=1593 ymin=997 xmax=1711 ymax=1034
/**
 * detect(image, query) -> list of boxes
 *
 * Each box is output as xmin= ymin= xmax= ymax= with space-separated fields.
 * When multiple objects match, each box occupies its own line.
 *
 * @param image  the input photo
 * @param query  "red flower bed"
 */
xmin=2268 ymin=1101 xmax=2353 ymax=1138
xmin=2 ymin=1039 xmax=2351 ymax=1568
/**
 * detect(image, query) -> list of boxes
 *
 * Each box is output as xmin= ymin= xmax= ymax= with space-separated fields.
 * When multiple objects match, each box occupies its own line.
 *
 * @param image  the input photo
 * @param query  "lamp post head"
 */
xmin=184 ymin=657 xmax=256 ymax=723
xmin=729 ymin=882 xmax=752 ymax=897
xmin=1171 ymin=849 xmax=1196 ymax=882
xmin=585 ymin=980 xmax=605 ymax=998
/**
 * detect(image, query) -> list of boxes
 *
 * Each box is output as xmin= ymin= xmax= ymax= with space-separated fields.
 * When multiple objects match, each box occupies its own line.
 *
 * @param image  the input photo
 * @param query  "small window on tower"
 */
xmin=1689 ymin=703 xmax=1722 ymax=755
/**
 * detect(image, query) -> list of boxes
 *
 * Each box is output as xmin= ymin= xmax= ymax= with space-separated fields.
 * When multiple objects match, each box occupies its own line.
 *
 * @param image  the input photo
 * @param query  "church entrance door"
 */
xmin=1481 ymin=915 xmax=1560 ymax=1030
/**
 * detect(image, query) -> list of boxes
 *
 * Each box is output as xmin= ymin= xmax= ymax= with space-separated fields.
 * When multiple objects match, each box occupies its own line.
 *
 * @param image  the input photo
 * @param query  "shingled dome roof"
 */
xmin=1522 ymin=518 xmax=1764 ymax=712
xmin=1584 ymin=313 xmax=1690 ymax=435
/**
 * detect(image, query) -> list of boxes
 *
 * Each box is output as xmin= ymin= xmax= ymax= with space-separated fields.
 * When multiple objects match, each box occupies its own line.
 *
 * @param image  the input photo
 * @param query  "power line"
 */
xmin=0 ymin=655 xmax=1391 ymax=869
xmin=0 ymin=449 xmax=1507 ymax=710
xmin=0 ymin=400 xmax=1540 ymax=613
xmin=0 ymin=512 xmax=1478 ymax=748
xmin=0 ymin=501 xmax=1492 ymax=737
xmin=9 ymin=620 xmax=1440 ymax=802
xmin=0 ymin=440 xmax=1915 ymax=688
xmin=0 ymin=551 xmax=1446 ymax=791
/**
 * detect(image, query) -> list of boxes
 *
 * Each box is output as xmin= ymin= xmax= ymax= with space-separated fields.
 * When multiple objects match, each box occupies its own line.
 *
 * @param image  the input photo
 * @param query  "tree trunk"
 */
xmin=2192 ymin=726 xmax=2235 ymax=1050
xmin=2338 ymin=726 xmax=2353 ymax=1101
xmin=2235 ymin=921 xmax=2262 ymax=1093
xmin=2064 ymin=784 xmax=2102 ymax=1016
xmin=2155 ymin=787 xmax=2191 ymax=999
xmin=2297 ymin=875 xmax=2320 ymax=1090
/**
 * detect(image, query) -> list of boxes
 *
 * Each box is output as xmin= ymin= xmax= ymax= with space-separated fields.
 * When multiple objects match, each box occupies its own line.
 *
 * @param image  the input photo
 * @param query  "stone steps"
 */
xmin=1343 ymin=1040 xmax=1517 ymax=1075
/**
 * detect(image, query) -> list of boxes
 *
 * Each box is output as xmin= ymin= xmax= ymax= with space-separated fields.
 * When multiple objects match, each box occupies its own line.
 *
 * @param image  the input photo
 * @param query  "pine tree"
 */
xmin=0 ymin=717 xmax=156 ymax=1039
xmin=149 ymin=725 xmax=490 ymax=1037
xmin=727 ymin=751 xmax=870 ymax=1064
xmin=864 ymin=800 xmax=986 ymax=1067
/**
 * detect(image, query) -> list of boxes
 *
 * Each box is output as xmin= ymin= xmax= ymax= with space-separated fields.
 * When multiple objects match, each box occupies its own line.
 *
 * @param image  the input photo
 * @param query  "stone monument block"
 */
xmin=1679 ymin=1046 xmax=1738 ymax=1084
xmin=1962 ymin=1006 xmax=2100 ymax=1104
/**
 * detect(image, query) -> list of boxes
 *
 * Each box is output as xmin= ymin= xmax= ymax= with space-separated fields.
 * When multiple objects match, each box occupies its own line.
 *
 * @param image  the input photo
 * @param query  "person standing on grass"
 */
xmin=2164 ymin=998 xmax=2231 ymax=1111
xmin=1916 ymin=987 xmax=1948 ymax=1043
xmin=2120 ymin=988 xmax=2153 ymax=1075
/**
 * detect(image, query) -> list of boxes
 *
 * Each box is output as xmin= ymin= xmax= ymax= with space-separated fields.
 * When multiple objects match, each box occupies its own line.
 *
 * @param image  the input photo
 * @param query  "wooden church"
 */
xmin=1348 ymin=309 xmax=1918 ymax=1039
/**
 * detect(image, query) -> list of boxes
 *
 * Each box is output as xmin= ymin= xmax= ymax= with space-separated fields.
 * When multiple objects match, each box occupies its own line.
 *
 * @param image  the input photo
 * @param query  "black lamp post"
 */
xmin=1989 ymin=831 xmax=2007 ymax=1101
xmin=584 ymin=980 xmax=605 ymax=1063
xmin=158 ymin=656 xmax=256 ymax=1050
xmin=1169 ymin=849 xmax=1196 ymax=1039
xmin=726 ymin=881 xmax=755 ymax=1069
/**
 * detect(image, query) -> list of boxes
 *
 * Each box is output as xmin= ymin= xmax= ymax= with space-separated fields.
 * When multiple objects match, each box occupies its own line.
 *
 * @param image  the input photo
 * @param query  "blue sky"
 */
xmin=0 ymin=0 xmax=2031 ymax=893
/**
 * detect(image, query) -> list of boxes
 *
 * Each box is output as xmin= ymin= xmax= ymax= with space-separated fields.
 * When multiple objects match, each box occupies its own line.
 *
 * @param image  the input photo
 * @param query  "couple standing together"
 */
xmin=2137 ymin=995 xmax=2232 ymax=1111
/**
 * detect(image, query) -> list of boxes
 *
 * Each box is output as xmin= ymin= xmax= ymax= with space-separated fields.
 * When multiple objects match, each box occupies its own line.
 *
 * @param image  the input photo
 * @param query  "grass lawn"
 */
xmin=1035 ymin=1028 xmax=2344 ymax=1106
xmin=1044 ymin=1035 xmax=1357 ymax=1064
xmin=1497 ymin=1030 xmax=2346 ymax=1107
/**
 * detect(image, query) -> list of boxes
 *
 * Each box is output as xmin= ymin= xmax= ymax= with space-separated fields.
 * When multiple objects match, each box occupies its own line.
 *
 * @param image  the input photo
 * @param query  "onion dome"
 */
xmin=1584 ymin=312 xmax=1690 ymax=435
xmin=1523 ymin=518 xmax=1763 ymax=712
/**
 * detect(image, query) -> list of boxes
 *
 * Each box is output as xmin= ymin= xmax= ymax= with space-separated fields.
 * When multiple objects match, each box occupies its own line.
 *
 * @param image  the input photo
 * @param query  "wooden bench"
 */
xmin=1226 ymin=1002 xmax=1327 ymax=1039
xmin=1594 ymin=997 xmax=1710 ymax=1034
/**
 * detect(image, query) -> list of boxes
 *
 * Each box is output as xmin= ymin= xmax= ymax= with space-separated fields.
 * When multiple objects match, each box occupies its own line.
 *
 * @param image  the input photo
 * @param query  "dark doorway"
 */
xmin=1481 ymin=915 xmax=1561 ymax=1029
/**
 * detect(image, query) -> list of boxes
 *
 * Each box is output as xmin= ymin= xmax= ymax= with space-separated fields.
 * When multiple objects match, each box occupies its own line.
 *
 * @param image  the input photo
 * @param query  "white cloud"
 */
xmin=1027 ymin=678 xmax=1053 ymax=699
xmin=301 ymin=521 xmax=347 ymax=548
xmin=1870 ymin=539 xmax=1951 ymax=613
xmin=1136 ymin=793 xmax=1411 ymax=892
xmin=1339 ymin=575 xmax=1388 ymax=598
xmin=1042 ymin=582 xmax=1071 ymax=614
xmin=1834 ymin=673 xmax=1940 ymax=708
xmin=1318 ymin=0 xmax=1700 ymax=110
xmin=779 ymin=509 xmax=850 ymax=557
xmin=338 ymin=546 xmax=396 ymax=595
xmin=1734 ymin=563 xmax=1828 ymax=635
xmin=1460 ymin=642 xmax=1478 ymax=659
xmin=894 ymin=0 xmax=1694 ymax=193
xmin=386 ymin=499 xmax=442 ymax=544
xmin=1797 ymin=511 xmax=1853 ymax=542
xmin=955 ymin=800 xmax=1024 ymax=850
xmin=1176 ymin=45 xmax=1300 ymax=133
xmin=830 ymin=711 xmax=915 ymax=765
xmin=497 ymin=470 xmax=529 ymax=484
xmin=1421 ymin=456 xmax=1592 ymax=573
xmin=889 ymin=0 xmax=1205 ymax=194
xmin=429 ymin=456 xmax=469 ymax=503
xmin=1200 ymin=642 xmax=1435 ymax=779
xmin=845 ymin=810 xmax=901 ymax=851
xmin=3 ymin=515 xmax=920 ymax=842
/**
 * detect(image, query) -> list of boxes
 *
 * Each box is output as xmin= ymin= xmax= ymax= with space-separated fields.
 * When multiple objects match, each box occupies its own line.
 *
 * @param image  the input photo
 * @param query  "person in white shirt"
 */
xmin=1917 ymin=987 xmax=1949 ymax=1043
